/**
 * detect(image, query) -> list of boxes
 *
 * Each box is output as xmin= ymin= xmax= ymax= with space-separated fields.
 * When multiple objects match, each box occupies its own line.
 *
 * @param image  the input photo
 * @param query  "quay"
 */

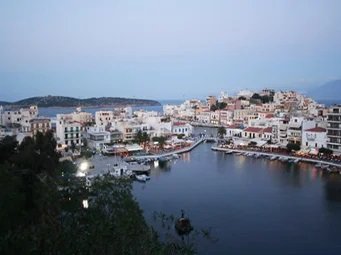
xmin=211 ymin=146 xmax=341 ymax=168
xmin=130 ymin=138 xmax=216 ymax=161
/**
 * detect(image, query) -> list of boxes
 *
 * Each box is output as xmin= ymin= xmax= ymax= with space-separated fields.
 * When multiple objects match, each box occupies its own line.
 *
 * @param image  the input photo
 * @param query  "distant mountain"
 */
xmin=0 ymin=101 xmax=9 ymax=106
xmin=0 ymin=96 xmax=161 ymax=108
xmin=308 ymin=80 xmax=341 ymax=101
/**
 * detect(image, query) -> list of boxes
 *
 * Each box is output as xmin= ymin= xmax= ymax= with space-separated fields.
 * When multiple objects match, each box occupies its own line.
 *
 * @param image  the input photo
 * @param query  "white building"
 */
xmin=95 ymin=111 xmax=114 ymax=127
xmin=172 ymin=122 xmax=193 ymax=137
xmin=1 ymin=105 xmax=38 ymax=132
xmin=86 ymin=126 xmax=112 ymax=149
xmin=56 ymin=117 xmax=82 ymax=147
xmin=302 ymin=127 xmax=327 ymax=150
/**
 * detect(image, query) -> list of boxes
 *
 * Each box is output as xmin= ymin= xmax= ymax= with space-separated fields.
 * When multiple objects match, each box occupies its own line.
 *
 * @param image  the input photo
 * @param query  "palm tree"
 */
xmin=217 ymin=126 xmax=226 ymax=139
xmin=134 ymin=130 xmax=143 ymax=144
xmin=142 ymin=132 xmax=150 ymax=150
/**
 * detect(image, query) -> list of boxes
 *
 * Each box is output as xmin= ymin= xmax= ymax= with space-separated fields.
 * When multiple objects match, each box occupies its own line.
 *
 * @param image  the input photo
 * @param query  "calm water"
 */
xmin=38 ymin=100 xmax=183 ymax=117
xmin=133 ymin=143 xmax=341 ymax=255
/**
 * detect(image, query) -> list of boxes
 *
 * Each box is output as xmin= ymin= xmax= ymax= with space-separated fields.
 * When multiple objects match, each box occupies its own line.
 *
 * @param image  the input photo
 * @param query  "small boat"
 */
xmin=321 ymin=164 xmax=329 ymax=170
xmin=294 ymin=159 xmax=300 ymax=164
xmin=280 ymin=157 xmax=288 ymax=162
xmin=270 ymin=156 xmax=278 ymax=160
xmin=225 ymin=150 xmax=233 ymax=154
xmin=315 ymin=163 xmax=323 ymax=168
xmin=175 ymin=210 xmax=193 ymax=236
xmin=135 ymin=174 xmax=150 ymax=182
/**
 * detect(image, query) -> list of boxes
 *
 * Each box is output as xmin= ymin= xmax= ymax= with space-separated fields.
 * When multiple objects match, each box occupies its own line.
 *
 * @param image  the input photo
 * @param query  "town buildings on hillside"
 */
xmin=1 ymin=88 xmax=340 ymax=155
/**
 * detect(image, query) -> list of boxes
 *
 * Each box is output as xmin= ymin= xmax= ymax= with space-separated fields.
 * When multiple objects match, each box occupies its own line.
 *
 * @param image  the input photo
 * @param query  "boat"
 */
xmin=135 ymin=174 xmax=150 ymax=182
xmin=172 ymin=153 xmax=180 ymax=159
xmin=280 ymin=157 xmax=288 ymax=162
xmin=270 ymin=156 xmax=278 ymax=160
xmin=294 ymin=159 xmax=300 ymax=164
xmin=225 ymin=150 xmax=233 ymax=154
xmin=315 ymin=163 xmax=323 ymax=168
xmin=175 ymin=210 xmax=193 ymax=236
xmin=321 ymin=164 xmax=329 ymax=170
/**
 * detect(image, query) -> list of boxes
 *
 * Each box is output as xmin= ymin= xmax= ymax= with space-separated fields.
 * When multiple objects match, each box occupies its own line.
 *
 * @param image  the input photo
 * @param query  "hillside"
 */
xmin=0 ymin=96 xmax=161 ymax=108
xmin=308 ymin=80 xmax=341 ymax=101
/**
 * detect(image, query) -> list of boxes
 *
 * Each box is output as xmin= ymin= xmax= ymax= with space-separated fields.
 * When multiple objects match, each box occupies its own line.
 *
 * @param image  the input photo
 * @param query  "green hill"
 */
xmin=0 ymin=96 xmax=160 ymax=107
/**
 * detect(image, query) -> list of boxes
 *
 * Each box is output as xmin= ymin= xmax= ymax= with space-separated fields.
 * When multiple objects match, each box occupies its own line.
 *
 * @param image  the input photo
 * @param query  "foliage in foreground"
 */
xmin=0 ymin=132 xmax=196 ymax=255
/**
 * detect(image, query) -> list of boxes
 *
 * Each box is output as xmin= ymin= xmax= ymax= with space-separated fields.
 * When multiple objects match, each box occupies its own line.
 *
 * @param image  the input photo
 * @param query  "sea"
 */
xmin=38 ymin=99 xmax=183 ymax=118
xmin=132 ymin=141 xmax=341 ymax=255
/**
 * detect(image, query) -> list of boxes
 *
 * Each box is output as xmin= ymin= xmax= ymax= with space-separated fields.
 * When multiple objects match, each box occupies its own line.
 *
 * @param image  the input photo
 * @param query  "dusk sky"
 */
xmin=1 ymin=0 xmax=341 ymax=101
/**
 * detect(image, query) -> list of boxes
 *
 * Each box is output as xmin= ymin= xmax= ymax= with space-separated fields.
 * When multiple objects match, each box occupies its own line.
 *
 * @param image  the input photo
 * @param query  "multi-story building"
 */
xmin=327 ymin=105 xmax=341 ymax=154
xmin=95 ymin=111 xmax=114 ymax=127
xmin=30 ymin=118 xmax=51 ymax=136
xmin=57 ymin=109 xmax=93 ymax=125
xmin=206 ymin=96 xmax=217 ymax=109
xmin=287 ymin=117 xmax=304 ymax=145
xmin=56 ymin=119 xmax=82 ymax=147
xmin=1 ymin=105 xmax=38 ymax=132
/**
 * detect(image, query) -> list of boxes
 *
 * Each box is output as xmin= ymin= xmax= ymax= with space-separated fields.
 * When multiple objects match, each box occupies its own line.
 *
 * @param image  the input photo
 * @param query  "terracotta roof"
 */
xmin=305 ymin=127 xmax=326 ymax=133
xmin=263 ymin=127 xmax=272 ymax=133
xmin=244 ymin=127 xmax=263 ymax=133
xmin=173 ymin=122 xmax=187 ymax=126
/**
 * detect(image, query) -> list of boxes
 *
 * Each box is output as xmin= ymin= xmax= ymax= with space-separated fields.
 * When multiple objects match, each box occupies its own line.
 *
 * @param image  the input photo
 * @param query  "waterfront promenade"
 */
xmin=212 ymin=146 xmax=341 ymax=168
xmin=130 ymin=137 xmax=215 ymax=160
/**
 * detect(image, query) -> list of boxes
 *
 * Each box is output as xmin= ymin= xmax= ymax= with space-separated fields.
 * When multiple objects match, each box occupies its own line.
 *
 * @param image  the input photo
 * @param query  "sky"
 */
xmin=1 ymin=0 xmax=341 ymax=101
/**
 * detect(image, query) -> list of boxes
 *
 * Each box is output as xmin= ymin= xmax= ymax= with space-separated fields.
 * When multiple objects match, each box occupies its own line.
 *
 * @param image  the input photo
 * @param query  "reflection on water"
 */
xmin=325 ymin=177 xmax=341 ymax=202
xmin=133 ymin=143 xmax=341 ymax=254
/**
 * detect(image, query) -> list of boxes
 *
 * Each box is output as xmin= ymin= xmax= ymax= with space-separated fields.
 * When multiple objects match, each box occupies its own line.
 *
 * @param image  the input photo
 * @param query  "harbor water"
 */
xmin=133 ymin=142 xmax=341 ymax=255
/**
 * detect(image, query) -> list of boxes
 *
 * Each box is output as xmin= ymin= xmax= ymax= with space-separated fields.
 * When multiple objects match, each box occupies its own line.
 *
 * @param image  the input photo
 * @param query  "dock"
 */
xmin=131 ymin=138 xmax=213 ymax=161
xmin=211 ymin=146 xmax=341 ymax=168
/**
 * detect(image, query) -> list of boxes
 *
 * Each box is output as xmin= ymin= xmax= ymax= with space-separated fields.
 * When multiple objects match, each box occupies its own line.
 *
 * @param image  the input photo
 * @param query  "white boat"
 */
xmin=270 ymin=156 xmax=278 ymax=160
xmin=321 ymin=164 xmax=329 ymax=170
xmin=172 ymin=154 xmax=180 ymax=159
xmin=315 ymin=163 xmax=323 ymax=168
xmin=225 ymin=150 xmax=233 ymax=154
xmin=135 ymin=174 xmax=150 ymax=182
xmin=294 ymin=159 xmax=300 ymax=163
xmin=280 ymin=157 xmax=288 ymax=162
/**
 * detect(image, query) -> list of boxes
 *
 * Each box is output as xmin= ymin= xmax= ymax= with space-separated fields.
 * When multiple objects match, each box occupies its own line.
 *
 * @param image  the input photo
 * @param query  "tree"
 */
xmin=71 ymin=141 xmax=76 ymax=153
xmin=287 ymin=143 xmax=301 ymax=152
xmin=217 ymin=102 xmax=227 ymax=110
xmin=134 ymin=130 xmax=143 ymax=144
xmin=0 ymin=135 xmax=18 ymax=163
xmin=217 ymin=126 xmax=226 ymax=139
xmin=152 ymin=136 xmax=167 ymax=149
xmin=248 ymin=141 xmax=257 ymax=147
xmin=319 ymin=147 xmax=333 ymax=155
xmin=210 ymin=104 xmax=218 ymax=112
xmin=0 ymin=132 xmax=197 ymax=254
xmin=142 ymin=132 xmax=150 ymax=149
